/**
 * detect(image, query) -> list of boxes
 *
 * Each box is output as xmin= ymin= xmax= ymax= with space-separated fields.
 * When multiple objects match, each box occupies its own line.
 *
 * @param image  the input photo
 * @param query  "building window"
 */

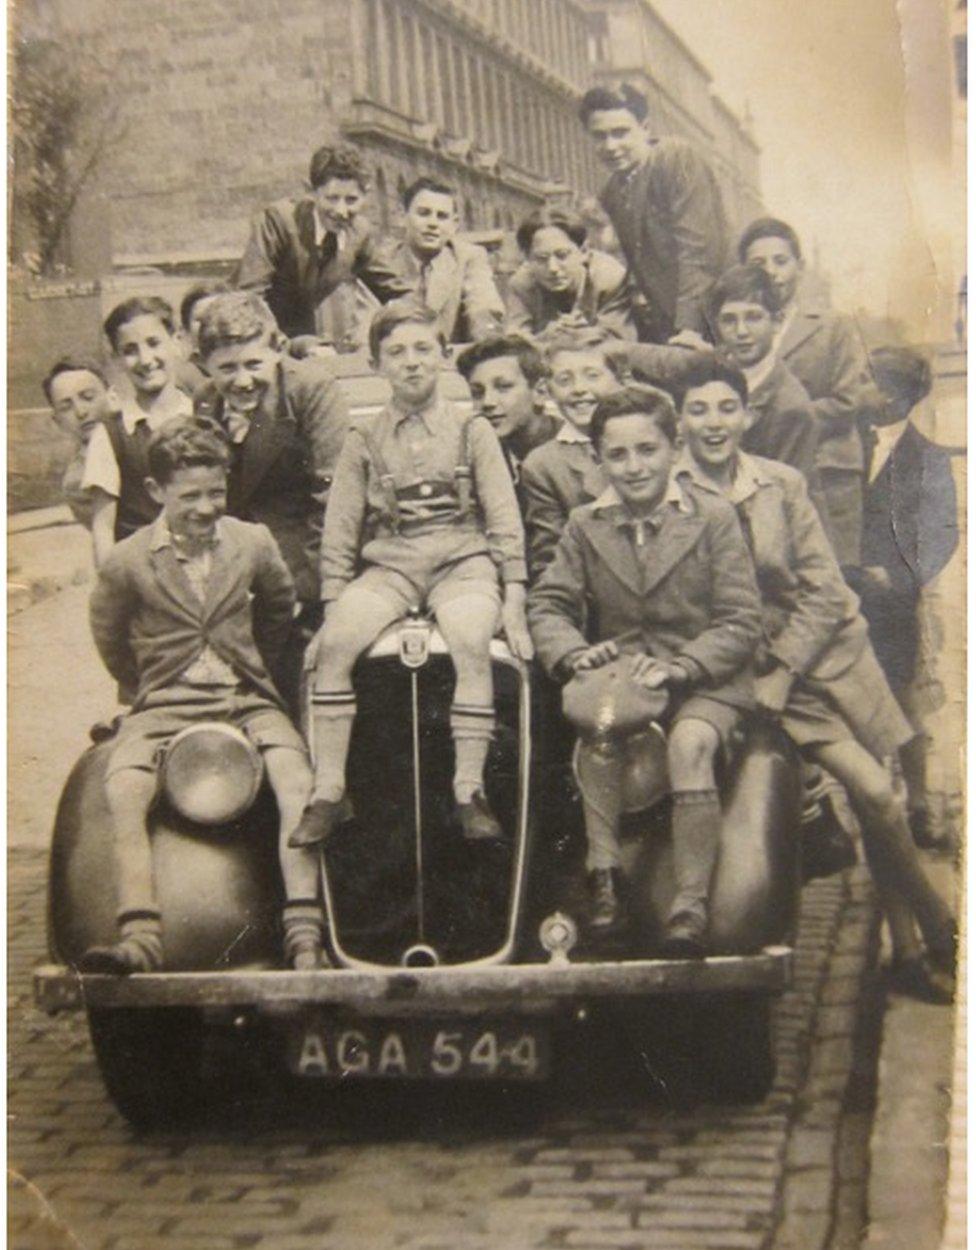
xmin=468 ymin=53 xmax=483 ymax=147
xmin=587 ymin=12 xmax=610 ymax=65
xmin=401 ymin=12 xmax=420 ymax=118
xmin=419 ymin=24 xmax=438 ymax=124
xmin=453 ymin=43 xmax=469 ymax=138
xmin=374 ymin=166 xmax=390 ymax=231
xmin=436 ymin=34 xmax=455 ymax=133
xmin=364 ymin=0 xmax=381 ymax=100
xmin=382 ymin=0 xmax=402 ymax=113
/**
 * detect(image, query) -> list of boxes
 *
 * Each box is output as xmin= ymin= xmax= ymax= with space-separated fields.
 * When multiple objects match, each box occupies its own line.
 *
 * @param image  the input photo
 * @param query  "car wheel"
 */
xmin=87 ymin=1006 xmax=204 ymax=1129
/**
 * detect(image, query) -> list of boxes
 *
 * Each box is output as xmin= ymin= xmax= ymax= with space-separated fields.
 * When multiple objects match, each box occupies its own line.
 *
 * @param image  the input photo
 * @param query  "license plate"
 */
xmin=287 ymin=1016 xmax=550 ymax=1081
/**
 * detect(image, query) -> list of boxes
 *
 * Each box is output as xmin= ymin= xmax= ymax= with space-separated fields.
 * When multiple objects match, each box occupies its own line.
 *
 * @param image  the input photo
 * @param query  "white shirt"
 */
xmin=81 ymin=388 xmax=193 ymax=499
xmin=867 ymin=418 xmax=909 ymax=483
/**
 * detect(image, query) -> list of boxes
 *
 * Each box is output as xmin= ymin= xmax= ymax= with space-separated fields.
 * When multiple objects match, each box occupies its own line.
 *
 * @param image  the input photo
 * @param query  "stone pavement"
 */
xmin=9 ymin=848 xmax=885 ymax=1250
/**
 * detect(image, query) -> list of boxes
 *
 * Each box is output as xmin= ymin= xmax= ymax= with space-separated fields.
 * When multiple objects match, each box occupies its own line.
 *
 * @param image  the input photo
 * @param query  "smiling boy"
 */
xmin=43 ymin=355 xmax=117 ymax=529
xmin=706 ymin=264 xmax=821 ymax=491
xmin=295 ymin=301 xmax=532 ymax=848
xmin=579 ymin=84 xmax=728 ymax=344
xmin=528 ymin=388 xmax=761 ymax=950
xmin=83 ymin=419 xmax=327 ymax=974
xmin=739 ymin=216 xmax=872 ymax=565
xmin=507 ymin=206 xmax=636 ymax=341
xmin=237 ymin=143 xmax=411 ymax=339
xmin=455 ymin=334 xmax=558 ymax=475
xmin=387 ymin=177 xmax=505 ymax=345
xmin=82 ymin=297 xmax=194 ymax=566
xmin=520 ymin=327 xmax=624 ymax=577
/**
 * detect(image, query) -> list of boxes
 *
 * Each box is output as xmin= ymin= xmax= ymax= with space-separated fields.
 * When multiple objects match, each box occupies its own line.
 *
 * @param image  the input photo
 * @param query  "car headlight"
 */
xmin=161 ymin=722 xmax=264 ymax=826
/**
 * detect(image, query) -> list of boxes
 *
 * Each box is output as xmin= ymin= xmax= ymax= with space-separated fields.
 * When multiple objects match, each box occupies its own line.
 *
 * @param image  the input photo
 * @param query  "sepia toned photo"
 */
xmin=8 ymin=2 xmax=966 ymax=1249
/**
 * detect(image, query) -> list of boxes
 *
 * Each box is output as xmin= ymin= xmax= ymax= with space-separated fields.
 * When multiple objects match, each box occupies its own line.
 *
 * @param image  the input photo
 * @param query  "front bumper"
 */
xmin=34 ymin=947 xmax=792 ymax=1016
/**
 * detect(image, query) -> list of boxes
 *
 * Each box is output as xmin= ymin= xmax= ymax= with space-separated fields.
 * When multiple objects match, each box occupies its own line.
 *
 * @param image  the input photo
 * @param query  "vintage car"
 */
xmin=35 ymin=609 xmax=801 ymax=1129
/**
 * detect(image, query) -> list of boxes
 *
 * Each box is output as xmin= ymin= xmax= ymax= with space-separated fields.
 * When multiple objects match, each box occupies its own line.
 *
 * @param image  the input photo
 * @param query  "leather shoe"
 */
xmin=288 ymin=798 xmax=347 ymax=848
xmin=660 ymin=911 xmax=707 ymax=960
xmin=887 ymin=957 xmax=953 ymax=1005
xmin=457 ymin=791 xmax=504 ymax=842
xmin=588 ymin=868 xmax=623 ymax=931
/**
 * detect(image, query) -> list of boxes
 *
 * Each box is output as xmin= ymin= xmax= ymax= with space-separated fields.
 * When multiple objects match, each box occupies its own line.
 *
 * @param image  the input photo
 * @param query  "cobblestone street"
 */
xmin=10 ymin=846 xmax=882 ymax=1250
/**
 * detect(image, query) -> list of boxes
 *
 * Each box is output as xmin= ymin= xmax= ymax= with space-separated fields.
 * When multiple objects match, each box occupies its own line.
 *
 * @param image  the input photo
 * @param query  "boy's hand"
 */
xmin=667 ymin=328 xmax=711 ymax=351
xmin=629 ymin=655 xmax=688 ymax=689
xmin=756 ymin=664 xmax=794 ymax=714
xmin=501 ymin=585 xmax=534 ymax=661
xmin=572 ymin=640 xmax=619 ymax=671
xmin=861 ymin=565 xmax=894 ymax=593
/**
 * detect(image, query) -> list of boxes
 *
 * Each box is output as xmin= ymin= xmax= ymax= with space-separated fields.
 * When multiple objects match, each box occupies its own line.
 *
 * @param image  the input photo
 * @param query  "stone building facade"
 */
xmin=19 ymin=0 xmax=761 ymax=273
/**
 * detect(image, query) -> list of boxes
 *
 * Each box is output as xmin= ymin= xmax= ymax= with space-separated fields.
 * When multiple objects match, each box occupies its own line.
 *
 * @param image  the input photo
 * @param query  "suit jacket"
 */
xmin=387 ymin=237 xmax=504 ymax=344
xmin=599 ymin=138 xmax=729 ymax=341
xmin=236 ymin=197 xmax=411 ymax=338
xmin=89 ymin=517 xmax=296 ymax=709
xmin=506 ymin=249 xmax=637 ymax=340
xmin=742 ymin=358 xmax=824 ymax=503
xmin=676 ymin=453 xmax=869 ymax=684
xmin=521 ymin=434 xmax=608 ymax=579
xmin=855 ymin=422 xmax=959 ymax=686
xmin=528 ymin=483 xmax=760 ymax=708
xmin=776 ymin=304 xmax=871 ymax=474
xmin=194 ymin=357 xmax=350 ymax=603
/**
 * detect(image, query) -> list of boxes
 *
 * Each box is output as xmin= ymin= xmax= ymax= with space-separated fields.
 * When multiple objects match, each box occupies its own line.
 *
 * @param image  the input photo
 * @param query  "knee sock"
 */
xmin=450 ymin=703 xmax=495 ymax=804
xmin=309 ymin=691 xmax=356 ymax=802
xmin=282 ymin=899 xmax=325 ymax=966
xmin=576 ymin=737 xmax=624 ymax=871
xmin=669 ymin=789 xmax=721 ymax=926
xmin=114 ymin=909 xmax=164 ymax=972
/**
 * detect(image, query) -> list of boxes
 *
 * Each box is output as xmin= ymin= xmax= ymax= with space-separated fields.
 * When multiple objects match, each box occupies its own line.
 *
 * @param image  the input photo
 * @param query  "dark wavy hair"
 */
xmin=669 ymin=355 xmax=749 ymax=411
xmin=515 ymin=206 xmax=588 ymax=255
xmin=147 ymin=418 xmax=231 ymax=485
xmin=578 ymin=82 xmax=648 ymax=125
xmin=42 ymin=354 xmax=109 ymax=403
xmin=589 ymin=385 xmax=678 ymax=450
xmin=103 ymin=297 xmax=175 ymax=350
xmin=308 ymin=143 xmax=369 ymax=191
xmin=737 ymin=216 xmax=803 ymax=263
xmin=456 ymin=334 xmax=548 ymax=388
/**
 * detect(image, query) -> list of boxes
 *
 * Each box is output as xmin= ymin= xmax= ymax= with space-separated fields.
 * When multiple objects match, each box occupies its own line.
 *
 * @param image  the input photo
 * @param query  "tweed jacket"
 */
xmin=506 ymin=249 xmax=637 ymax=341
xmin=741 ymin=357 xmax=822 ymax=499
xmin=520 ymin=431 xmax=608 ymax=579
xmin=194 ymin=357 xmax=350 ymax=604
xmin=675 ymin=452 xmax=872 ymax=686
xmin=236 ymin=197 xmax=411 ymax=338
xmin=854 ymin=422 xmax=958 ymax=687
xmin=527 ymin=482 xmax=760 ymax=709
xmin=90 ymin=516 xmax=295 ymax=710
xmin=599 ymin=138 xmax=729 ymax=341
xmin=386 ymin=237 xmax=505 ymax=344
xmin=776 ymin=303 xmax=871 ymax=474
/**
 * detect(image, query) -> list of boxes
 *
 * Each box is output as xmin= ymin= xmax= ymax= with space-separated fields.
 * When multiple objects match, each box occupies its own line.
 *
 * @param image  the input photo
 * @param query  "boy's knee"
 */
xmin=667 ymin=719 xmax=719 ymax=779
xmin=105 ymin=767 xmax=156 ymax=820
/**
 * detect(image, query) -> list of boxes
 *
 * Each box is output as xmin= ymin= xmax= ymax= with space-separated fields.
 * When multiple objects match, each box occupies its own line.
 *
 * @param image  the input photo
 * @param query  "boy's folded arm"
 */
xmin=469 ymin=417 xmax=528 ymax=584
xmin=526 ymin=519 xmax=591 ymax=676
xmin=89 ymin=558 xmax=139 ymax=689
xmin=235 ymin=207 xmax=283 ymax=294
xmin=252 ymin=527 xmax=298 ymax=661
xmin=677 ymin=503 xmax=764 ymax=682
xmin=319 ymin=429 xmax=369 ymax=601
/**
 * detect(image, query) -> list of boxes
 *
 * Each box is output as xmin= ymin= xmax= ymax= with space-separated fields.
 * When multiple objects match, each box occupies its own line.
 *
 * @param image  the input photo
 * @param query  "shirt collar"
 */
xmin=742 ymin=353 xmax=777 ymax=395
xmin=555 ymin=420 xmax=593 ymax=446
xmin=119 ymin=388 xmax=190 ymax=435
xmin=868 ymin=417 xmax=910 ymax=481
xmin=390 ymin=397 xmax=440 ymax=434
xmin=150 ymin=515 xmax=224 ymax=555
xmin=313 ymin=210 xmax=347 ymax=251
xmin=591 ymin=473 xmax=692 ymax=522
xmin=675 ymin=447 xmax=773 ymax=504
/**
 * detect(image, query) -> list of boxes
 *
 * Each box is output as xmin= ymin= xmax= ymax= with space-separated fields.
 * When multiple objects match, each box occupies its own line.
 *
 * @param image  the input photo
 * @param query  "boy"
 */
xmin=528 ymin=388 xmax=761 ymax=951
xmin=671 ymin=356 xmax=956 ymax=995
xmin=455 ymin=333 xmax=559 ymax=479
xmin=387 ymin=177 xmax=505 ymax=345
xmin=82 ymin=420 xmax=326 ymax=974
xmin=507 ymin=206 xmax=636 ymax=341
xmin=237 ymin=143 xmax=411 ymax=339
xmin=82 ymin=296 xmax=193 ymax=566
xmin=706 ymin=264 xmax=822 ymax=492
xmin=294 ymin=301 xmax=532 ymax=848
xmin=193 ymin=292 xmax=350 ymax=609
xmin=579 ymin=83 xmax=728 ymax=344
xmin=520 ymin=327 xmax=623 ymax=577
xmin=42 ymin=355 xmax=117 ymax=529
xmin=854 ymin=346 xmax=959 ymax=848
xmin=739 ymin=216 xmax=872 ymax=565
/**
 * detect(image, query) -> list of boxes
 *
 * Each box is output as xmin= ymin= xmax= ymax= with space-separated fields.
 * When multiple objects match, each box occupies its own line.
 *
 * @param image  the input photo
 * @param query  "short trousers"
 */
xmin=669 ymin=693 xmax=744 ymax=762
xmin=106 ymin=682 xmax=307 ymax=778
xmin=350 ymin=550 xmax=501 ymax=617
xmin=781 ymin=657 xmax=913 ymax=763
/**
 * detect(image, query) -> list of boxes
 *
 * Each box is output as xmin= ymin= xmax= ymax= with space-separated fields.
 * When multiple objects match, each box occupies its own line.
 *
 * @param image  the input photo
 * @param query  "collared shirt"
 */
xmin=867 ymin=418 xmax=909 ymax=483
xmin=81 ymin=387 xmax=193 ymax=499
xmin=771 ymin=302 xmax=799 ymax=357
xmin=674 ymin=447 xmax=771 ymax=507
xmin=312 ymin=213 xmax=347 ymax=254
xmin=555 ymin=420 xmax=596 ymax=448
xmin=222 ymin=409 xmax=253 ymax=445
xmin=150 ymin=516 xmax=240 ymax=687
xmin=590 ymin=476 xmax=692 ymax=546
